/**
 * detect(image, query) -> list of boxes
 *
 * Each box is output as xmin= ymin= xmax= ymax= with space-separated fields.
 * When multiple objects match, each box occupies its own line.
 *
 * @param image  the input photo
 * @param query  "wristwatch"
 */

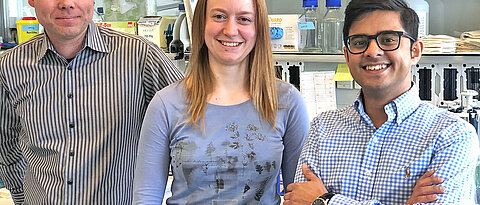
xmin=311 ymin=192 xmax=335 ymax=205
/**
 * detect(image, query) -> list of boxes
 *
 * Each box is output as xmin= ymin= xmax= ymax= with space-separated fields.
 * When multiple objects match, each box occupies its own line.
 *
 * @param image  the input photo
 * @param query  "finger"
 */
xmin=415 ymin=186 xmax=446 ymax=196
xmin=286 ymin=183 xmax=295 ymax=192
xmin=415 ymin=194 xmax=438 ymax=203
xmin=416 ymin=176 xmax=444 ymax=187
xmin=302 ymin=164 xmax=318 ymax=182
xmin=419 ymin=170 xmax=435 ymax=180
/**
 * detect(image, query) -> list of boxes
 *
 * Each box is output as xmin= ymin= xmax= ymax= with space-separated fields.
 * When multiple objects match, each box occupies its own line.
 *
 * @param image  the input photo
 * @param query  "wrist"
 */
xmin=312 ymin=192 xmax=335 ymax=205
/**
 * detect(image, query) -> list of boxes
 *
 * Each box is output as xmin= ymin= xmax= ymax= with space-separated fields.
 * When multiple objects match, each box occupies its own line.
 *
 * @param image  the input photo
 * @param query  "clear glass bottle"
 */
xmin=405 ymin=0 xmax=429 ymax=38
xmin=321 ymin=0 xmax=344 ymax=53
xmin=425 ymin=0 xmax=442 ymax=35
xmin=298 ymin=0 xmax=320 ymax=52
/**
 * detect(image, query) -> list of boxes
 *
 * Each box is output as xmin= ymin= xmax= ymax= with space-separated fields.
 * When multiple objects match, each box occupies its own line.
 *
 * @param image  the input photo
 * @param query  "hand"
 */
xmin=405 ymin=170 xmax=445 ymax=205
xmin=283 ymin=164 xmax=328 ymax=205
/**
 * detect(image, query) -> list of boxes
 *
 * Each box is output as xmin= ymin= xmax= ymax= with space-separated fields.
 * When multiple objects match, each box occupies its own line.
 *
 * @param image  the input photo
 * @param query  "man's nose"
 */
xmin=58 ymin=0 xmax=75 ymax=9
xmin=364 ymin=39 xmax=384 ymax=57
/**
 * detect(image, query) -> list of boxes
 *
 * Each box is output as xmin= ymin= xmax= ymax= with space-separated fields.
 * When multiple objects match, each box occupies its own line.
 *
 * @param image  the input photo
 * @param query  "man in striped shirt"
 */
xmin=0 ymin=0 xmax=183 ymax=204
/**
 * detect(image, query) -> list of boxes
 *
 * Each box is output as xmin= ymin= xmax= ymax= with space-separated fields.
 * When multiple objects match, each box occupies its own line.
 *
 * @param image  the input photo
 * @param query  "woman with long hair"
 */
xmin=133 ymin=0 xmax=309 ymax=203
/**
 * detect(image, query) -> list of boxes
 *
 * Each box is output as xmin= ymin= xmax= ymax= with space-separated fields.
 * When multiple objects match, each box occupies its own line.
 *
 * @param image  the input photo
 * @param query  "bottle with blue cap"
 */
xmin=320 ymin=0 xmax=344 ymax=53
xmin=298 ymin=0 xmax=320 ymax=52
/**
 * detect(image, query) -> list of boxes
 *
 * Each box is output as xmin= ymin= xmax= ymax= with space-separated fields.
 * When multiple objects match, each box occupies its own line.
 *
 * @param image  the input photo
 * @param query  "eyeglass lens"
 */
xmin=348 ymin=32 xmax=401 ymax=54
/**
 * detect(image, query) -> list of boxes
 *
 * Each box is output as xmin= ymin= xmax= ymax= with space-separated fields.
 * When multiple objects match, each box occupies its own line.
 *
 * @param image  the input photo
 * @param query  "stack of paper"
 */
xmin=461 ymin=30 xmax=480 ymax=39
xmin=457 ymin=30 xmax=480 ymax=53
xmin=421 ymin=35 xmax=458 ymax=53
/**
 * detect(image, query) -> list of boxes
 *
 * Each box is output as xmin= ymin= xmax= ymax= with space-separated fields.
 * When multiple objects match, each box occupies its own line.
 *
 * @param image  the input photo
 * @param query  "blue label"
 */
xmin=22 ymin=24 xmax=39 ymax=32
xmin=298 ymin=22 xmax=315 ymax=30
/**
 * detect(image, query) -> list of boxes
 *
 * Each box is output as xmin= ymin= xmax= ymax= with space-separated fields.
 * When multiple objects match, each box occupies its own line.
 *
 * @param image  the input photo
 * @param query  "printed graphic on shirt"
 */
xmin=171 ymin=121 xmax=279 ymax=203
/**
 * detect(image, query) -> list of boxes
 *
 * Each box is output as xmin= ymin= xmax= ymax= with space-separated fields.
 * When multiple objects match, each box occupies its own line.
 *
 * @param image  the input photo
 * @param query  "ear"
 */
xmin=410 ymin=39 xmax=423 ymax=65
xmin=28 ymin=0 xmax=35 ymax=7
xmin=343 ymin=45 xmax=349 ymax=62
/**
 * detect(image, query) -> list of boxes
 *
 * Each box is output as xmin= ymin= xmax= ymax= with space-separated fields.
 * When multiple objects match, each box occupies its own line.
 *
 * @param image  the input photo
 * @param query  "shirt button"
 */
xmin=69 ymin=123 xmax=74 ymax=128
xmin=67 ymin=66 xmax=72 ymax=71
xmin=67 ymin=93 xmax=73 ymax=98
xmin=365 ymin=170 xmax=372 ymax=176
xmin=69 ymin=151 xmax=74 ymax=156
xmin=67 ymin=180 xmax=73 ymax=185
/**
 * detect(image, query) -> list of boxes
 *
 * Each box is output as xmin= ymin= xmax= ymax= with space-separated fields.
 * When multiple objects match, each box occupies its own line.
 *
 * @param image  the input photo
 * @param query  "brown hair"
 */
xmin=182 ymin=0 xmax=278 ymax=128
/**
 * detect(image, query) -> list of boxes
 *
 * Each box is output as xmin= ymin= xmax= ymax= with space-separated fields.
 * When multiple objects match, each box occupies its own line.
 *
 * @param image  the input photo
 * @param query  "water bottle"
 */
xmin=405 ymin=0 xmax=429 ymax=38
xmin=321 ymin=0 xmax=344 ymax=53
xmin=298 ymin=0 xmax=320 ymax=52
xmin=425 ymin=0 xmax=443 ymax=35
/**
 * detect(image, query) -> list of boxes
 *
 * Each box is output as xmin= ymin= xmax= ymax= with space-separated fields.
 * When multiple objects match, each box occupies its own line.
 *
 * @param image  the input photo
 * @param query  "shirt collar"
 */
xmin=36 ymin=21 xmax=109 ymax=62
xmin=392 ymin=84 xmax=421 ymax=124
xmin=354 ymin=83 xmax=421 ymax=125
xmin=84 ymin=21 xmax=109 ymax=53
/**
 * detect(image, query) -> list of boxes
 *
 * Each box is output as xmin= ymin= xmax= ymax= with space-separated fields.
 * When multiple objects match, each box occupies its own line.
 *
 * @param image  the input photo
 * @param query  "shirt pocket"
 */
xmin=389 ymin=152 xmax=432 ymax=191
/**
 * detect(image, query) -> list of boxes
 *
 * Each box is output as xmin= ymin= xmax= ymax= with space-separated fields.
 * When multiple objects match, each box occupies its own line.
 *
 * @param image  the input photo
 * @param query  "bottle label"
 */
xmin=417 ymin=11 xmax=427 ymax=38
xmin=298 ymin=22 xmax=315 ymax=30
xmin=22 ymin=24 xmax=39 ymax=31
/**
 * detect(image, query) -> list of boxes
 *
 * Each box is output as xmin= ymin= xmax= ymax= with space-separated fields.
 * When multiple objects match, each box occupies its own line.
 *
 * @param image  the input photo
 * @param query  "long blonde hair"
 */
xmin=183 ymin=0 xmax=277 ymax=128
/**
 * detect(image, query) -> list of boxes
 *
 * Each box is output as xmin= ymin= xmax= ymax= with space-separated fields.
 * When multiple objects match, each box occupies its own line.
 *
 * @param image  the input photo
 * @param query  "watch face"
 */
xmin=312 ymin=198 xmax=327 ymax=205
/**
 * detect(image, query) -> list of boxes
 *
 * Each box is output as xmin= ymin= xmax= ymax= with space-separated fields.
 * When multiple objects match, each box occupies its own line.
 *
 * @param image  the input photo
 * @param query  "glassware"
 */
xmin=320 ymin=0 xmax=344 ymax=53
xmin=298 ymin=0 xmax=320 ymax=52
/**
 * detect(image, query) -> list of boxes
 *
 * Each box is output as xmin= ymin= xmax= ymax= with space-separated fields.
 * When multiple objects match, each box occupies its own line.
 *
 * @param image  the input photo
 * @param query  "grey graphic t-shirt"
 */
xmin=134 ymin=81 xmax=310 ymax=204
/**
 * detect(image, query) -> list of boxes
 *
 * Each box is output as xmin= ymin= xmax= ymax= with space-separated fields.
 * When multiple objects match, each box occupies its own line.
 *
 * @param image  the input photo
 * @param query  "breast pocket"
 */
xmin=387 ymin=151 xmax=433 ymax=198
xmin=393 ymin=158 xmax=428 ymax=183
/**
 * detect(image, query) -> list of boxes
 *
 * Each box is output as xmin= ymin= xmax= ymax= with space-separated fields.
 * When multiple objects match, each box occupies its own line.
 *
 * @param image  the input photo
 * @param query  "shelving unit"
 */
xmin=274 ymin=53 xmax=480 ymax=108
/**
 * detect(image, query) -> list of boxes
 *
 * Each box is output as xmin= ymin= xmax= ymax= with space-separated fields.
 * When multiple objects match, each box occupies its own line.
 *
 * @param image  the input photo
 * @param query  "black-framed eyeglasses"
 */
xmin=346 ymin=31 xmax=416 ymax=54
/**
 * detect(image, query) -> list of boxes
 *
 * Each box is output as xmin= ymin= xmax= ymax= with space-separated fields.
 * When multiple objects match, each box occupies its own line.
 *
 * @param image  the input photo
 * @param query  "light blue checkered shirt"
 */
xmin=295 ymin=86 xmax=480 ymax=204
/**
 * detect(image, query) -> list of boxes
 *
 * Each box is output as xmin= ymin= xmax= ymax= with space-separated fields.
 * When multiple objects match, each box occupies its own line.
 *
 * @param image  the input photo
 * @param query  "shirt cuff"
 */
xmin=9 ymin=190 xmax=24 ymax=205
xmin=329 ymin=194 xmax=382 ymax=205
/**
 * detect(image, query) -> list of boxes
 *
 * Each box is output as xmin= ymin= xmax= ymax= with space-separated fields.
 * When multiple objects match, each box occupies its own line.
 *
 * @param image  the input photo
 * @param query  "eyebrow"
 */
xmin=349 ymin=30 xmax=400 ymax=36
xmin=209 ymin=8 xmax=255 ymax=16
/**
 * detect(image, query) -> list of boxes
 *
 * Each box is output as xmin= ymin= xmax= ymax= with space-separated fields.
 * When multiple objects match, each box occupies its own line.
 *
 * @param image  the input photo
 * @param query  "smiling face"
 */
xmin=344 ymin=10 xmax=423 ymax=98
xmin=28 ymin=0 xmax=94 ymax=42
xmin=204 ymin=0 xmax=257 ymax=67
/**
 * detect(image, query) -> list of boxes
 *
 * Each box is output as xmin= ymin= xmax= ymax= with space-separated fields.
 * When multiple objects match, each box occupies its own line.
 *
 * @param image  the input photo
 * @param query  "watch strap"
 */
xmin=320 ymin=192 xmax=335 ymax=201
xmin=312 ymin=192 xmax=335 ymax=205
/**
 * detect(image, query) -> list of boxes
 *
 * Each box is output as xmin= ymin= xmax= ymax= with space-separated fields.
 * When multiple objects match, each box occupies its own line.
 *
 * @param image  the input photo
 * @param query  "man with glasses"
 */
xmin=283 ymin=0 xmax=479 ymax=204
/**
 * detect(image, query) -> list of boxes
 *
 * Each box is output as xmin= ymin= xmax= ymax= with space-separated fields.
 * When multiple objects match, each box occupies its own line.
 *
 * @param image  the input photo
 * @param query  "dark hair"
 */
xmin=343 ymin=0 xmax=419 ymax=45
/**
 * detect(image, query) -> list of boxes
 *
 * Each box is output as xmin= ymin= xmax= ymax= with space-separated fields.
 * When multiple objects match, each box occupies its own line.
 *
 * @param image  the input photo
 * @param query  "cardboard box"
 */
xmin=268 ymin=15 xmax=299 ymax=52
xmin=137 ymin=16 xmax=176 ymax=51
xmin=95 ymin=21 xmax=137 ymax=35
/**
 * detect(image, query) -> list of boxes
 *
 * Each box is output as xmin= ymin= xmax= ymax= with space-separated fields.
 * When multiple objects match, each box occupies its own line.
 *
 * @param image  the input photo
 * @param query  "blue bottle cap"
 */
xmin=326 ymin=0 xmax=341 ymax=7
xmin=303 ymin=0 xmax=318 ymax=7
xmin=178 ymin=4 xmax=185 ymax=11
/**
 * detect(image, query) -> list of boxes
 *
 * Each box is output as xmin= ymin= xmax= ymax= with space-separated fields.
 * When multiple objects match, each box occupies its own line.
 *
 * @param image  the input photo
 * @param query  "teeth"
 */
xmin=365 ymin=64 xmax=388 ymax=70
xmin=221 ymin=41 xmax=240 ymax=47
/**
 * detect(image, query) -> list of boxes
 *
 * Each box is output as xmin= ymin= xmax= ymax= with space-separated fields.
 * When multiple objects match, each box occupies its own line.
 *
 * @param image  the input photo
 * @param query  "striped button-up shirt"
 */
xmin=0 ymin=22 xmax=183 ymax=204
xmin=295 ymin=87 xmax=480 ymax=204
